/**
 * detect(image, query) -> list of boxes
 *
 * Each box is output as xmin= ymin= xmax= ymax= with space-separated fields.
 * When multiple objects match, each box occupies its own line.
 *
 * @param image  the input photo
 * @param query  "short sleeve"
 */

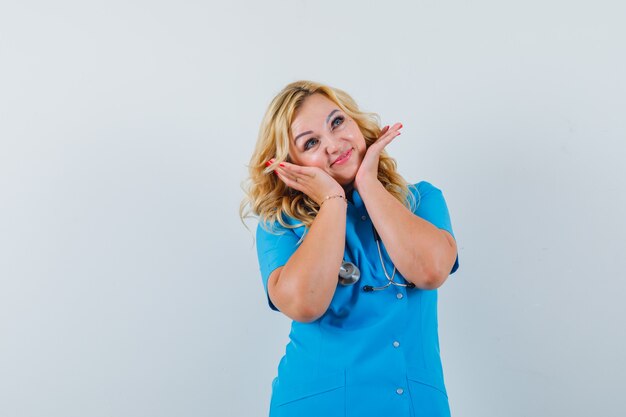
xmin=410 ymin=181 xmax=459 ymax=275
xmin=255 ymin=220 xmax=302 ymax=311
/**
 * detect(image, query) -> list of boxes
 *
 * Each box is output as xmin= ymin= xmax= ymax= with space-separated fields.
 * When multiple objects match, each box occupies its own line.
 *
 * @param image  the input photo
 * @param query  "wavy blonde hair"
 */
xmin=239 ymin=80 xmax=416 ymax=232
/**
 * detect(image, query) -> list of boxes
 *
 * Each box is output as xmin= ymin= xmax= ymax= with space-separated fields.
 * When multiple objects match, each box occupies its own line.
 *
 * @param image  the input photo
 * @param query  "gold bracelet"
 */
xmin=320 ymin=194 xmax=347 ymax=207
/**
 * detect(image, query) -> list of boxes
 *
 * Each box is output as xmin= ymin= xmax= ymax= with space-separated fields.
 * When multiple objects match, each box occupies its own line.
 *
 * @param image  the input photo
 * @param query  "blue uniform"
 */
xmin=256 ymin=181 xmax=459 ymax=417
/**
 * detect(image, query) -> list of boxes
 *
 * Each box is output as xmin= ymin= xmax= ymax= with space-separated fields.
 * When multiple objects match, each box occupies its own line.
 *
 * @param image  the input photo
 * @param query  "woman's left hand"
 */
xmin=354 ymin=122 xmax=402 ymax=191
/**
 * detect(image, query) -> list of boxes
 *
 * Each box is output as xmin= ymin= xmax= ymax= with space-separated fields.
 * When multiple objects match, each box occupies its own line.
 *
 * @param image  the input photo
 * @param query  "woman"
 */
xmin=240 ymin=80 xmax=459 ymax=417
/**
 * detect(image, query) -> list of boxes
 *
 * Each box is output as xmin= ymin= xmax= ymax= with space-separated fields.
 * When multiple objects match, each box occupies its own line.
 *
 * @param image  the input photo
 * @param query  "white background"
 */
xmin=1 ymin=1 xmax=625 ymax=416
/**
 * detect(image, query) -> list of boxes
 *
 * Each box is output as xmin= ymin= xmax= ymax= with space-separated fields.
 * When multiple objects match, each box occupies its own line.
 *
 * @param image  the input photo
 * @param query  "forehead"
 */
xmin=291 ymin=94 xmax=337 ymax=130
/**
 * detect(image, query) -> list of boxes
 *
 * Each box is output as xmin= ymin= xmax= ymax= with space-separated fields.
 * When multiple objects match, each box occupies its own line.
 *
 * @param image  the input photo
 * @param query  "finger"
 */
xmin=377 ymin=123 xmax=401 ymax=140
xmin=266 ymin=159 xmax=295 ymax=178
xmin=278 ymin=161 xmax=314 ymax=178
xmin=390 ymin=122 xmax=402 ymax=131
xmin=265 ymin=160 xmax=276 ymax=175
xmin=275 ymin=165 xmax=300 ymax=185
xmin=275 ymin=168 xmax=304 ymax=191
xmin=370 ymin=130 xmax=400 ymax=153
xmin=266 ymin=158 xmax=278 ymax=171
xmin=377 ymin=127 xmax=401 ymax=144
xmin=384 ymin=123 xmax=402 ymax=136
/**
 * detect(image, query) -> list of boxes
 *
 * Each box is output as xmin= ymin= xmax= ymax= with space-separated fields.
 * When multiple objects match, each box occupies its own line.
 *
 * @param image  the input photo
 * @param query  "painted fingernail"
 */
xmin=265 ymin=161 xmax=271 ymax=167
xmin=279 ymin=163 xmax=285 ymax=167
xmin=399 ymin=123 xmax=403 ymax=128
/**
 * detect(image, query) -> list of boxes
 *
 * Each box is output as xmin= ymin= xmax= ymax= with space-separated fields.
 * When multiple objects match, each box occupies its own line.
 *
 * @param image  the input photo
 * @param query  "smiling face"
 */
xmin=288 ymin=93 xmax=366 ymax=187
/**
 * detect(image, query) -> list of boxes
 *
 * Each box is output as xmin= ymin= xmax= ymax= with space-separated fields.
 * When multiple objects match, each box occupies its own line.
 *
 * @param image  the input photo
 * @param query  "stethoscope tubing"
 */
xmin=338 ymin=225 xmax=416 ymax=292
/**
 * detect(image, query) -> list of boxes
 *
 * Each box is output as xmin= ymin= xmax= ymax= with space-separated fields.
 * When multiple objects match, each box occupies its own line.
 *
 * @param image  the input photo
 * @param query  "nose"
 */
xmin=324 ymin=135 xmax=341 ymax=155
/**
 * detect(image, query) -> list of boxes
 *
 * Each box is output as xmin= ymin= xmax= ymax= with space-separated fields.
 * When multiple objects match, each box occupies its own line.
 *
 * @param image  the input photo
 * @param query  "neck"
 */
xmin=343 ymin=182 xmax=355 ymax=203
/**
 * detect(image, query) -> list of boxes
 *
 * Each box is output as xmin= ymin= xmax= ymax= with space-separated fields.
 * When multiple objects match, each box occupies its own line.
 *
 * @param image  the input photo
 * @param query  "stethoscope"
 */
xmin=338 ymin=225 xmax=416 ymax=292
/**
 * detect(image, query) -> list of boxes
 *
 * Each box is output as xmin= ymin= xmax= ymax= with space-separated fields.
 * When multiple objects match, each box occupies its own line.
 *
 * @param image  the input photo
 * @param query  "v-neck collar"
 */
xmin=345 ymin=184 xmax=364 ymax=208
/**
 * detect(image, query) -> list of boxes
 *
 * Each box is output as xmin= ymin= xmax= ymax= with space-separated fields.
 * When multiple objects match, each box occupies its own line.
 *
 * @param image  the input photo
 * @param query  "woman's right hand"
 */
xmin=267 ymin=159 xmax=345 ymax=206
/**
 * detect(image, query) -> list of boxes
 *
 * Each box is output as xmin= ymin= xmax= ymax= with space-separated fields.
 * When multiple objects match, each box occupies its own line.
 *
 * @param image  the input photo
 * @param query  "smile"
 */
xmin=332 ymin=149 xmax=352 ymax=166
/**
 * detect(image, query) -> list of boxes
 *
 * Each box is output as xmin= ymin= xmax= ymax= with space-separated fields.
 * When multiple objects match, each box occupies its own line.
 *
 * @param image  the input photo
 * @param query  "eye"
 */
xmin=304 ymin=138 xmax=318 ymax=151
xmin=331 ymin=116 xmax=344 ymax=128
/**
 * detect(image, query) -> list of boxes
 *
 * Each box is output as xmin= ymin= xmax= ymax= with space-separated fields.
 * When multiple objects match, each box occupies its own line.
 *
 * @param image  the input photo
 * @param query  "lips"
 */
xmin=332 ymin=149 xmax=352 ymax=166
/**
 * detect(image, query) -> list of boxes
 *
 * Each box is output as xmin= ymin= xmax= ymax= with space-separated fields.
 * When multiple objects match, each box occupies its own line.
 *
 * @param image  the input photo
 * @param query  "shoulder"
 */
xmin=410 ymin=180 xmax=442 ymax=195
xmin=407 ymin=180 xmax=444 ymax=210
xmin=256 ymin=214 xmax=307 ymax=242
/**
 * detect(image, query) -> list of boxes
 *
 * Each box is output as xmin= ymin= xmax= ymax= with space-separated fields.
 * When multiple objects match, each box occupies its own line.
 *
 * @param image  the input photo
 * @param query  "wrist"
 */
xmin=354 ymin=175 xmax=380 ymax=192
xmin=319 ymin=194 xmax=348 ymax=208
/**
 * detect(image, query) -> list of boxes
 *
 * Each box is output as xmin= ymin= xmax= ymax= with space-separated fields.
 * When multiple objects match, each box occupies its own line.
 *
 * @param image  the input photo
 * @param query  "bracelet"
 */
xmin=320 ymin=194 xmax=347 ymax=207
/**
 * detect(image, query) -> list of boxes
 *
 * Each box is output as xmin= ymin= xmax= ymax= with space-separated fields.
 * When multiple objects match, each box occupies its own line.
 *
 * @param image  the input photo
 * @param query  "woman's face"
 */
xmin=288 ymin=94 xmax=366 ymax=187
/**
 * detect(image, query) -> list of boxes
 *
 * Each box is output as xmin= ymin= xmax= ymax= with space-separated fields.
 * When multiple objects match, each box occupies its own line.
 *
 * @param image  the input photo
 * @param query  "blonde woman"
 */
xmin=240 ymin=80 xmax=459 ymax=417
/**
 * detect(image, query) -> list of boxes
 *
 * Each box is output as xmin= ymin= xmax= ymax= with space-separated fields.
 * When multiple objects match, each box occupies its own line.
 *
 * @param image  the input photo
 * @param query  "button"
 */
xmin=396 ymin=388 xmax=404 ymax=395
xmin=396 ymin=293 xmax=404 ymax=299
xmin=361 ymin=215 xmax=367 ymax=221
xmin=393 ymin=341 xmax=400 ymax=348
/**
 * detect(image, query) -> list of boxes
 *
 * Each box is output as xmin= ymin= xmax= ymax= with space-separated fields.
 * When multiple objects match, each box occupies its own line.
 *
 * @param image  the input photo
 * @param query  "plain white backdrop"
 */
xmin=1 ymin=1 xmax=625 ymax=416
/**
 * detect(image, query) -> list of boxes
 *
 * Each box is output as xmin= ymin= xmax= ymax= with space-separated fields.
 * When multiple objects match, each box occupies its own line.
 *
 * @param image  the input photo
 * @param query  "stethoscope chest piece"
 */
xmin=338 ymin=261 xmax=360 ymax=285
xmin=337 ymin=225 xmax=416 ymax=291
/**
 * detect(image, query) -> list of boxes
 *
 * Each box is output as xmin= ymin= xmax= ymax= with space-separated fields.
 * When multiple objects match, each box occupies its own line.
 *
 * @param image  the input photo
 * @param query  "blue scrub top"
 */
xmin=256 ymin=181 xmax=459 ymax=417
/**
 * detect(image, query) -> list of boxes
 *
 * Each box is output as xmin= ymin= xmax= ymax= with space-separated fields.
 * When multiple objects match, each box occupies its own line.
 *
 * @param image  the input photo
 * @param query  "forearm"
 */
xmin=275 ymin=198 xmax=347 ymax=320
xmin=358 ymin=179 xmax=452 ymax=289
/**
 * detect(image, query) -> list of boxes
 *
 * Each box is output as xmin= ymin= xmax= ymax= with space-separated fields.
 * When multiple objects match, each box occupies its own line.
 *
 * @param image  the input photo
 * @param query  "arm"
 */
xmin=357 ymin=178 xmax=458 ymax=289
xmin=353 ymin=123 xmax=457 ymax=289
xmin=267 ymin=197 xmax=347 ymax=322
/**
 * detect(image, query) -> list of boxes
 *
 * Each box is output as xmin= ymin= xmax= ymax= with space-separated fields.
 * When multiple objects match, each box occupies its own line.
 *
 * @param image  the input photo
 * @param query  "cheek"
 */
xmin=349 ymin=125 xmax=366 ymax=150
xmin=355 ymin=133 xmax=367 ymax=153
xmin=295 ymin=153 xmax=325 ymax=168
xmin=357 ymin=145 xmax=367 ymax=160
xmin=308 ymin=154 xmax=328 ymax=167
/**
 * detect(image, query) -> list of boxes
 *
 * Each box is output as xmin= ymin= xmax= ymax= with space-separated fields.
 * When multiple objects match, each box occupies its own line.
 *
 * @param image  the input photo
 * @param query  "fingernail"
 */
xmin=279 ymin=163 xmax=285 ymax=167
xmin=399 ymin=123 xmax=403 ymax=128
xmin=265 ymin=161 xmax=271 ymax=167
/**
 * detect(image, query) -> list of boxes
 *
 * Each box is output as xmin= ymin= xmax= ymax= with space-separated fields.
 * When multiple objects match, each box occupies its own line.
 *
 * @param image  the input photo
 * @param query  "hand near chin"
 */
xmin=267 ymin=159 xmax=345 ymax=206
xmin=354 ymin=123 xmax=402 ymax=190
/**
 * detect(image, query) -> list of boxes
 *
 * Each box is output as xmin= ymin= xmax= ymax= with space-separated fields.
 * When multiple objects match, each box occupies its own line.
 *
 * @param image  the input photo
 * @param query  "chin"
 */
xmin=336 ymin=173 xmax=358 ymax=187
xmin=330 ymin=157 xmax=360 ymax=185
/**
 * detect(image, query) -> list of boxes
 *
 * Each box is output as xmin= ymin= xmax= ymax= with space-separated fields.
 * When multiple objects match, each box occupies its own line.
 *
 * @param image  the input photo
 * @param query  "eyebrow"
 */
xmin=293 ymin=109 xmax=341 ymax=143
